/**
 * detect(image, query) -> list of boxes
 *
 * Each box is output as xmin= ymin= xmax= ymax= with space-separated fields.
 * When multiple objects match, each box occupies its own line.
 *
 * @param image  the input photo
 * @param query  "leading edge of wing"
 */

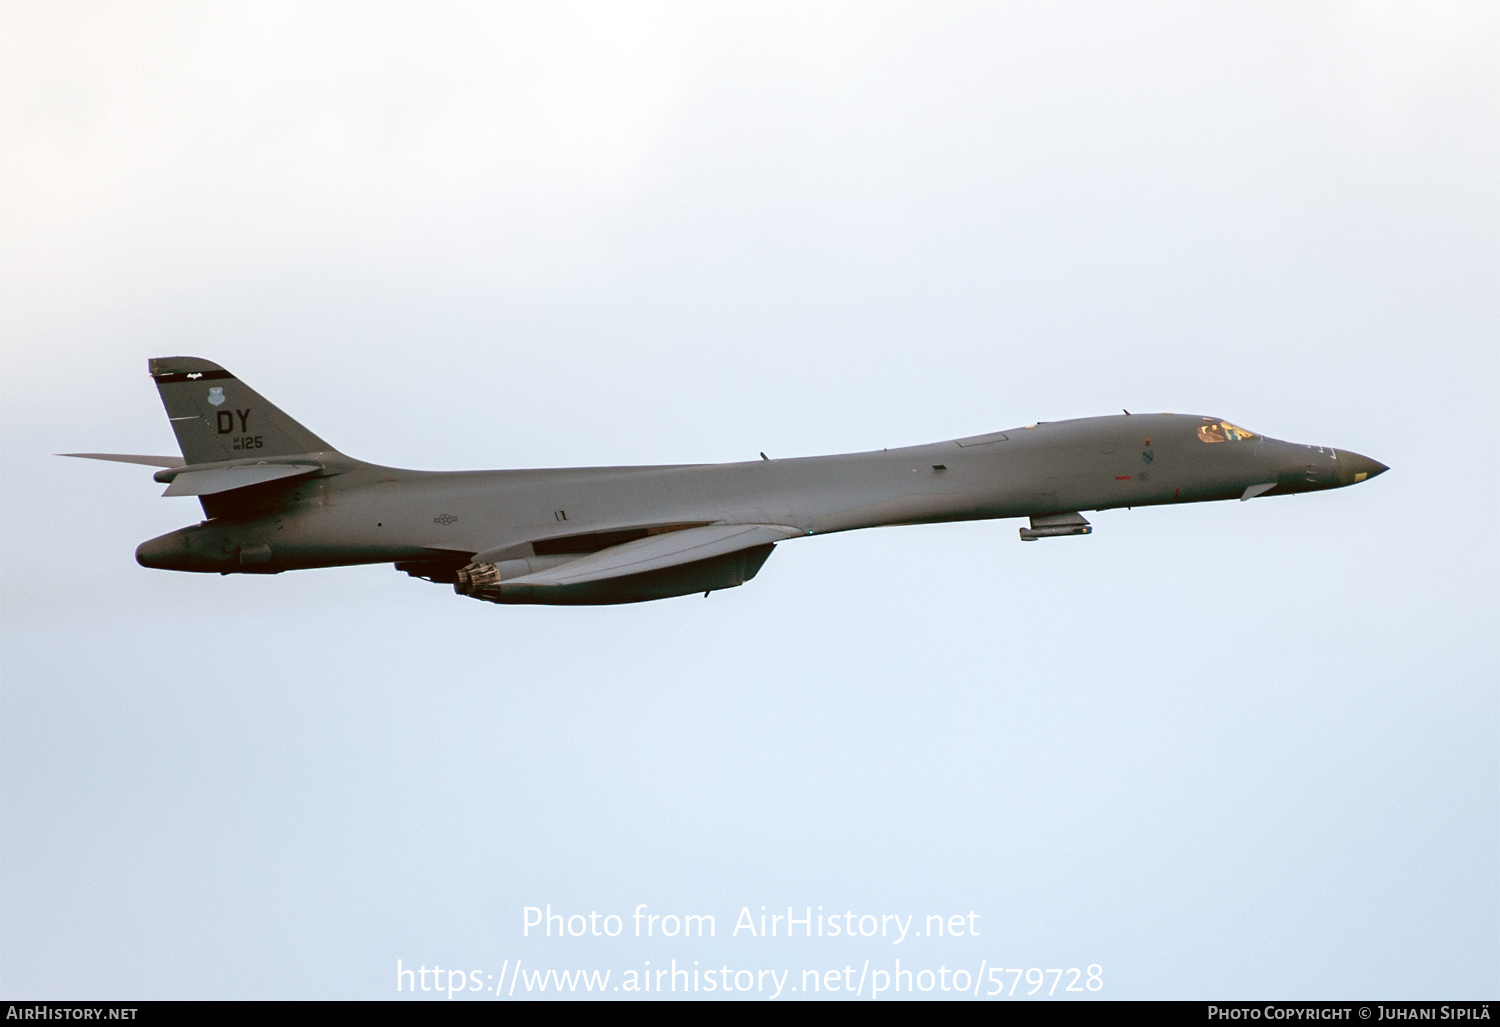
xmin=503 ymin=523 xmax=805 ymax=587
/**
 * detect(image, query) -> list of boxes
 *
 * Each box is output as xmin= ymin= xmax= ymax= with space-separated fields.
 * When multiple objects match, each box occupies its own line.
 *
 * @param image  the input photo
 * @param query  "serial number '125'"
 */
xmin=232 ymin=436 xmax=263 ymax=450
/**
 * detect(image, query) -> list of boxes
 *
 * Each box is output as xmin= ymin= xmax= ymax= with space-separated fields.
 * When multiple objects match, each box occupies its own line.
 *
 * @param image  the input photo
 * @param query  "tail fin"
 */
xmin=149 ymin=357 xmax=334 ymax=464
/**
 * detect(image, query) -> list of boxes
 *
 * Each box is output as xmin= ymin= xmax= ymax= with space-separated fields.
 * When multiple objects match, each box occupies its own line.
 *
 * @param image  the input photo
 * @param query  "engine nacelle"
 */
xmin=453 ymin=555 xmax=581 ymax=598
xmin=453 ymin=561 xmax=502 ymax=595
xmin=452 ymin=544 xmax=776 ymax=606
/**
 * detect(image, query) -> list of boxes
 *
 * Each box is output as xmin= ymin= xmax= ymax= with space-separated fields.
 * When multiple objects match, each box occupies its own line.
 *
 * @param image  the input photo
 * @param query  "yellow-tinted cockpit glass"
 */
xmin=1197 ymin=421 xmax=1258 ymax=444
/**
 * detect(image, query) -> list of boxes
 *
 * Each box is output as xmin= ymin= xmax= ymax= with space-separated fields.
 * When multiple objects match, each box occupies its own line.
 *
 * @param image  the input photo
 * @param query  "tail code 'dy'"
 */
xmin=149 ymin=357 xmax=333 ymax=464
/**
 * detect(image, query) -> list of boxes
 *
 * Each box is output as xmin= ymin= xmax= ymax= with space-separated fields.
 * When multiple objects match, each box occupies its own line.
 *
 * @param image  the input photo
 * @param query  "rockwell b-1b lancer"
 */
xmin=65 ymin=357 xmax=1387 ymax=605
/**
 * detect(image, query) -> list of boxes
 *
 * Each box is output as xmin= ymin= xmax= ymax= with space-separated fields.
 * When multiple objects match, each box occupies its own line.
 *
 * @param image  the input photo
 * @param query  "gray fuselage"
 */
xmin=136 ymin=412 xmax=1386 ymax=600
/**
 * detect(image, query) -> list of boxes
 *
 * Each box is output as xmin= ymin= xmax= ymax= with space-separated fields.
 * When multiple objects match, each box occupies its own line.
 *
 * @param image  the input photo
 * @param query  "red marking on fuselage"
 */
xmin=1115 ymin=475 xmax=1132 ymax=481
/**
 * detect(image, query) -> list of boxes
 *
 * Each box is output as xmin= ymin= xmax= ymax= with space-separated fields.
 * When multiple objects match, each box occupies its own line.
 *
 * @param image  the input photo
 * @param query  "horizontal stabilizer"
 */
xmin=162 ymin=463 xmax=318 ymax=497
xmin=502 ymin=523 xmax=803 ymax=587
xmin=60 ymin=453 xmax=186 ymax=468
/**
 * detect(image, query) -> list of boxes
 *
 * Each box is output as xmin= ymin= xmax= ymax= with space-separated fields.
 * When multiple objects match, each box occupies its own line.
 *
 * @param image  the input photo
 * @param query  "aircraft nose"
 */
xmin=1336 ymin=450 xmax=1388 ymax=485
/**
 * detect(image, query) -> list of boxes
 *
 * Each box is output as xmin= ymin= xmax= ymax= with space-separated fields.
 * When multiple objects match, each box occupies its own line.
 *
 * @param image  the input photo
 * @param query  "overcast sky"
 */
xmin=2 ymin=1 xmax=1496 ymax=1000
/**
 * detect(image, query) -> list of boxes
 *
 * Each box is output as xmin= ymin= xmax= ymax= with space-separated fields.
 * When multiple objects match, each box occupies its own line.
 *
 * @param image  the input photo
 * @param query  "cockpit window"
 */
xmin=1197 ymin=421 xmax=1258 ymax=444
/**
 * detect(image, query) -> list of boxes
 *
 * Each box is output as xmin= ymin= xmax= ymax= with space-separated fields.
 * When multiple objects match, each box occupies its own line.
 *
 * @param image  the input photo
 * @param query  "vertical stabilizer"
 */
xmin=149 ymin=357 xmax=334 ymax=464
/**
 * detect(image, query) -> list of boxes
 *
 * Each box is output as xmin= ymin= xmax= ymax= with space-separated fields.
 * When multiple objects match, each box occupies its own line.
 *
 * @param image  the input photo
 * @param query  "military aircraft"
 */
xmin=64 ymin=357 xmax=1386 ymax=605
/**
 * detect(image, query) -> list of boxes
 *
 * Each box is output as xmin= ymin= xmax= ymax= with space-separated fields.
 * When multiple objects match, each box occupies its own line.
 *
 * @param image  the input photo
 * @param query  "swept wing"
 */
xmin=504 ymin=523 xmax=803 ymax=587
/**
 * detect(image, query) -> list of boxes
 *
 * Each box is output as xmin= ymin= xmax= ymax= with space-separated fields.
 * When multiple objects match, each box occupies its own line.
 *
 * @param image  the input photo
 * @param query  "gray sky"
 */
xmin=2 ymin=1 xmax=1496 ymax=999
